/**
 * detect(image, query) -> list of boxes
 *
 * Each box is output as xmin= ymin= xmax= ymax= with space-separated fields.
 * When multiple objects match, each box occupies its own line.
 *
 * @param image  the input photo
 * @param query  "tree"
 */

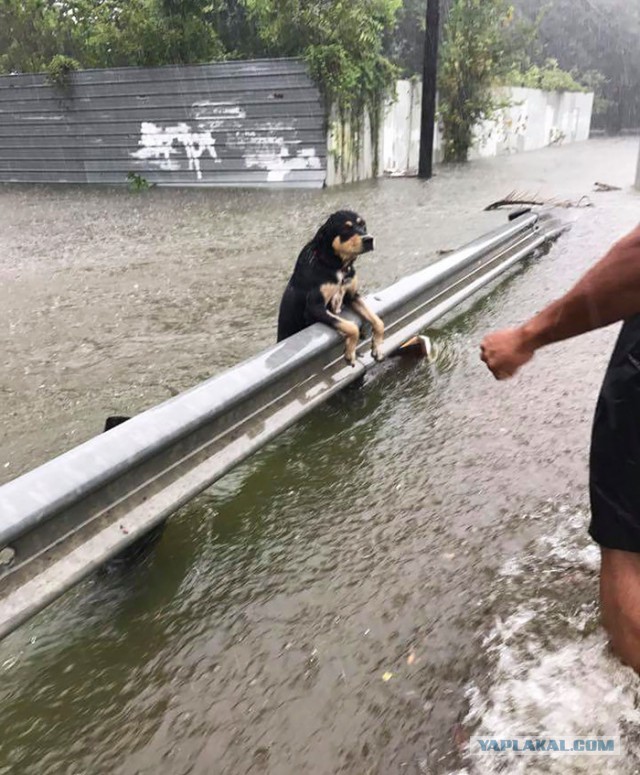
xmin=0 ymin=0 xmax=74 ymax=73
xmin=437 ymin=0 xmax=513 ymax=162
xmin=242 ymin=0 xmax=401 ymax=118
xmin=511 ymin=0 xmax=640 ymax=133
xmin=0 ymin=0 xmax=225 ymax=74
xmin=391 ymin=0 xmax=640 ymax=134
xmin=66 ymin=0 xmax=225 ymax=68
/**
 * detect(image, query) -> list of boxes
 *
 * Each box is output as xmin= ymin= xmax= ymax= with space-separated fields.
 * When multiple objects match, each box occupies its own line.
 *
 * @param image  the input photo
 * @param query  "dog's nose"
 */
xmin=362 ymin=235 xmax=374 ymax=253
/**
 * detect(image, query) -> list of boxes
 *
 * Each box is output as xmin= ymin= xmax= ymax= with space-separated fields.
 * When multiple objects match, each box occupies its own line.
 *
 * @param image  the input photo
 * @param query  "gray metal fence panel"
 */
xmin=0 ymin=58 xmax=327 ymax=188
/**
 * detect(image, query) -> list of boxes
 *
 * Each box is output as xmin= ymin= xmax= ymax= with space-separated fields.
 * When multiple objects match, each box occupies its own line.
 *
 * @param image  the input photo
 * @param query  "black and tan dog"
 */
xmin=277 ymin=210 xmax=384 ymax=365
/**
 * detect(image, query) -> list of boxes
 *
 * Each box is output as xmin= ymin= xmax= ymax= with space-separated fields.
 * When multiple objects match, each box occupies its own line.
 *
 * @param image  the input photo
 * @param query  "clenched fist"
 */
xmin=480 ymin=327 xmax=536 ymax=380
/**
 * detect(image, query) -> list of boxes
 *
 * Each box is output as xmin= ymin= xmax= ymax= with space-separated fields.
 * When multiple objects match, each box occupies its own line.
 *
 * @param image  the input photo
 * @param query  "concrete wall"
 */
xmin=381 ymin=80 xmax=594 ymax=176
xmin=382 ymin=80 xmax=423 ymax=176
xmin=325 ymin=106 xmax=383 ymax=186
xmin=471 ymin=87 xmax=594 ymax=159
xmin=0 ymin=58 xmax=326 ymax=187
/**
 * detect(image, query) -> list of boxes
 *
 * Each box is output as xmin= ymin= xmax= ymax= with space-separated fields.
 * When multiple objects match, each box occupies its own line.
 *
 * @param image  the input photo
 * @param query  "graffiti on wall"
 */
xmin=131 ymin=122 xmax=219 ymax=179
xmin=130 ymin=100 xmax=321 ymax=183
xmin=243 ymin=146 xmax=321 ymax=182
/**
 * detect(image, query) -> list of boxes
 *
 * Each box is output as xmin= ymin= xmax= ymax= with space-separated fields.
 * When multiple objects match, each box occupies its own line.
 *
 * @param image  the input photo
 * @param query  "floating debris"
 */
xmin=485 ymin=190 xmax=545 ymax=210
xmin=485 ymin=190 xmax=594 ymax=210
xmin=594 ymin=181 xmax=622 ymax=192
xmin=382 ymin=671 xmax=394 ymax=682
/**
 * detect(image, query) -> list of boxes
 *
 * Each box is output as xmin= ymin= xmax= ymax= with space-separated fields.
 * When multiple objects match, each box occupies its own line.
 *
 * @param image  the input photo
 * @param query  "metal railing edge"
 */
xmin=0 ymin=211 xmax=542 ymax=545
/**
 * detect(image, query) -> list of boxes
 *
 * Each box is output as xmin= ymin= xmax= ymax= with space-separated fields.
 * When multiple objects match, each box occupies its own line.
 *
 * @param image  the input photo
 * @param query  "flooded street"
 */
xmin=1 ymin=137 xmax=640 ymax=774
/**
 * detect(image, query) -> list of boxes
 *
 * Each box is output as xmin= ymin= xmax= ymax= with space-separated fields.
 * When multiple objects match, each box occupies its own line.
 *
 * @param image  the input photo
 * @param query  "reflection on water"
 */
xmin=0 ymin=138 xmax=639 ymax=774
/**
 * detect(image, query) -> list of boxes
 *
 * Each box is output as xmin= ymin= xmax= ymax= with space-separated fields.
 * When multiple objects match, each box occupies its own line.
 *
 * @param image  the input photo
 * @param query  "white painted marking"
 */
xmin=130 ymin=102 xmax=320 ymax=182
xmin=244 ymin=146 xmax=321 ymax=182
xmin=130 ymin=121 xmax=219 ymax=179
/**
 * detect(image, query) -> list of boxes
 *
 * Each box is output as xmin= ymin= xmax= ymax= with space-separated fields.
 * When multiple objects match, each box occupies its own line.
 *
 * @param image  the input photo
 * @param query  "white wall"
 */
xmin=470 ymin=87 xmax=594 ymax=160
xmin=327 ymin=81 xmax=594 ymax=184
xmin=325 ymin=106 xmax=383 ymax=186
xmin=636 ymin=139 xmax=640 ymax=190
xmin=381 ymin=80 xmax=423 ymax=176
xmin=379 ymin=81 xmax=594 ymax=177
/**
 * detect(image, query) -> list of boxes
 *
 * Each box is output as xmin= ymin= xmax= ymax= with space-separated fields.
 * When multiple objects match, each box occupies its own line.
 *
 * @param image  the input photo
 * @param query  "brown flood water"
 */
xmin=1 ymin=137 xmax=639 ymax=774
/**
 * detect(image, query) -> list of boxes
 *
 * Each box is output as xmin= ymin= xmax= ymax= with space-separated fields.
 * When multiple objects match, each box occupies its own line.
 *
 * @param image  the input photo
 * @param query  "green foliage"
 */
xmin=389 ymin=0 xmax=425 ymax=77
xmin=391 ymin=0 xmax=639 ymax=135
xmin=503 ymin=59 xmax=586 ymax=93
xmin=579 ymin=69 xmax=612 ymax=118
xmin=66 ymin=0 xmax=225 ymax=68
xmin=243 ymin=0 xmax=400 ymax=109
xmin=127 ymin=172 xmax=153 ymax=191
xmin=510 ymin=0 xmax=640 ymax=133
xmin=243 ymin=0 xmax=400 ymax=173
xmin=0 ymin=0 xmax=225 ymax=74
xmin=438 ymin=0 xmax=515 ymax=163
xmin=0 ymin=0 xmax=71 ymax=73
xmin=45 ymin=54 xmax=80 ymax=91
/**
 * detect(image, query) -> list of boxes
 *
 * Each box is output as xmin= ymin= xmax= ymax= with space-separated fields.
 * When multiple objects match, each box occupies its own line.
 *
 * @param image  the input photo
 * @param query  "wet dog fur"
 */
xmin=277 ymin=210 xmax=385 ymax=365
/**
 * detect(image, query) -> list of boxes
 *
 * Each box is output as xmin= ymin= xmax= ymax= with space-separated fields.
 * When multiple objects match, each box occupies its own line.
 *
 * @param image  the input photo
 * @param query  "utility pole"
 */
xmin=418 ymin=0 xmax=440 ymax=179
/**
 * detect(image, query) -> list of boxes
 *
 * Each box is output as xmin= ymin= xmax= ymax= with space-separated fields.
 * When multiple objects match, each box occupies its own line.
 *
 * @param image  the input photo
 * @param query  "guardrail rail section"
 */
xmin=0 ymin=210 xmax=568 ymax=639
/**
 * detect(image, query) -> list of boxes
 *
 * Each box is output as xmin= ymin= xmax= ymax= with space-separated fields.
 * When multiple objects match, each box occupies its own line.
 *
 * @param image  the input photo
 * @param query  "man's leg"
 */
xmin=600 ymin=547 xmax=640 ymax=672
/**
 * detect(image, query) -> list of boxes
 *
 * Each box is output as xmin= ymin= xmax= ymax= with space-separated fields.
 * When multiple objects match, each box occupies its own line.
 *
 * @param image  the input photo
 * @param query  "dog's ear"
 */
xmin=310 ymin=216 xmax=333 ymax=249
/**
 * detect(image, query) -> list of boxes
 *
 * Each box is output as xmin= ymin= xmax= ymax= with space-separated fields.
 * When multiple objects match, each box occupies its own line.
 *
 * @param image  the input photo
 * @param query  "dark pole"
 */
xmin=418 ymin=0 xmax=440 ymax=178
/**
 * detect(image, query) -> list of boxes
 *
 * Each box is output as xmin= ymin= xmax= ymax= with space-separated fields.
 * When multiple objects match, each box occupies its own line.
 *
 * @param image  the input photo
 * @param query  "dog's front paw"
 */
xmin=341 ymin=321 xmax=360 ymax=367
xmin=371 ymin=342 xmax=385 ymax=362
xmin=371 ymin=316 xmax=385 ymax=362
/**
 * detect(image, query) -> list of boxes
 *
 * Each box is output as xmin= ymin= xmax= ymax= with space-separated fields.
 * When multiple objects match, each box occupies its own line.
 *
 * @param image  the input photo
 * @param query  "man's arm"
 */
xmin=481 ymin=225 xmax=640 ymax=380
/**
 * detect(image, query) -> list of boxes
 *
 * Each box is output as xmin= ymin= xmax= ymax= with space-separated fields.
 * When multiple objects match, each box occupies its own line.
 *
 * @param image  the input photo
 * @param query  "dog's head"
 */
xmin=311 ymin=210 xmax=374 ymax=264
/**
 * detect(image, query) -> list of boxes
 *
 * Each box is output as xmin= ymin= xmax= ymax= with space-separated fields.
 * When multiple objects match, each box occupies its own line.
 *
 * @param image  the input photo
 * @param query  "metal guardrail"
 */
xmin=0 ymin=210 xmax=567 ymax=639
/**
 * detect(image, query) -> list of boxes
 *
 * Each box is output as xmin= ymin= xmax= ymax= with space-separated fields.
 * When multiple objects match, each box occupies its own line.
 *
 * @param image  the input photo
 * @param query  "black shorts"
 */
xmin=589 ymin=346 xmax=640 ymax=552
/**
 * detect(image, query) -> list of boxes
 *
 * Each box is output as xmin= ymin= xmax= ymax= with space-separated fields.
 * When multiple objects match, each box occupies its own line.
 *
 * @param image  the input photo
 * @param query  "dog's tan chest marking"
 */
xmin=321 ymin=271 xmax=354 ymax=314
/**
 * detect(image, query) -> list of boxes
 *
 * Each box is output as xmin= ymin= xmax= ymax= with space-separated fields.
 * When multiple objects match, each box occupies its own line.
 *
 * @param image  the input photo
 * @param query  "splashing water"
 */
xmin=453 ymin=508 xmax=640 ymax=775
